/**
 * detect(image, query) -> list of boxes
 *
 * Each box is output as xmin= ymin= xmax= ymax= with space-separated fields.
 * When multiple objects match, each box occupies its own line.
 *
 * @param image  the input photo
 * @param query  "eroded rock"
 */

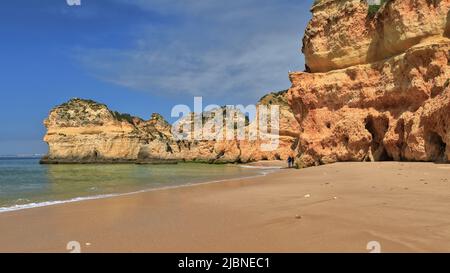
xmin=289 ymin=0 xmax=450 ymax=167
xmin=42 ymin=91 xmax=300 ymax=164
xmin=304 ymin=0 xmax=450 ymax=72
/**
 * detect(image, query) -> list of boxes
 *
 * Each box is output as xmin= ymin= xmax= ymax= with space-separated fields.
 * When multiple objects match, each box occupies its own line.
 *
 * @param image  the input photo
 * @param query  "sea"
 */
xmin=0 ymin=157 xmax=277 ymax=213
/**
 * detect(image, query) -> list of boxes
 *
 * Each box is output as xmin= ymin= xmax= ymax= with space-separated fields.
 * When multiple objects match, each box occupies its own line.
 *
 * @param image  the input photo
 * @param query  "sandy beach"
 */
xmin=0 ymin=162 xmax=449 ymax=253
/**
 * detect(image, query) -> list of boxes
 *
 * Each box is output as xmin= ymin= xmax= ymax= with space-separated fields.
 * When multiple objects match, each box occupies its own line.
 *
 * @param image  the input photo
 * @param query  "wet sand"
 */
xmin=0 ymin=162 xmax=449 ymax=253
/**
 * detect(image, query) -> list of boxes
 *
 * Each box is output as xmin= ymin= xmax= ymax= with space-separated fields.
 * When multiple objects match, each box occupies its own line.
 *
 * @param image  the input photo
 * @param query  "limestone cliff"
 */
xmin=42 ymin=93 xmax=300 ymax=164
xmin=304 ymin=0 xmax=449 ymax=72
xmin=42 ymin=99 xmax=141 ymax=163
xmin=289 ymin=0 xmax=450 ymax=167
xmin=43 ymin=0 xmax=449 ymax=167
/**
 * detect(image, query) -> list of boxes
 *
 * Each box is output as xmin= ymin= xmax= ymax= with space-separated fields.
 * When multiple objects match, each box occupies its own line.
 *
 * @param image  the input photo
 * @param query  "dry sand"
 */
xmin=0 ymin=162 xmax=449 ymax=253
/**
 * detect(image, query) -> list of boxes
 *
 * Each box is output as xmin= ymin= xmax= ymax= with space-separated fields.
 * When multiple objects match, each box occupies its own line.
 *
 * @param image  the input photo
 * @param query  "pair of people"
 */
xmin=287 ymin=156 xmax=294 ymax=168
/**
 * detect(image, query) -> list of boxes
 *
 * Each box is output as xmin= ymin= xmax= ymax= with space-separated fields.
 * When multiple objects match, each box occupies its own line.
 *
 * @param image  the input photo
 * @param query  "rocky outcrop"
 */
xmin=42 ymin=92 xmax=300 ymax=164
xmin=289 ymin=0 xmax=450 ymax=167
xmin=42 ymin=99 xmax=143 ymax=163
xmin=304 ymin=0 xmax=450 ymax=72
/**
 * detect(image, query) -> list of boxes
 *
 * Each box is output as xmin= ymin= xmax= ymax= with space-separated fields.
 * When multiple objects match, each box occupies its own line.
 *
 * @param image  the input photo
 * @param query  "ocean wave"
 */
xmin=239 ymin=165 xmax=283 ymax=170
xmin=0 ymin=194 xmax=119 ymax=213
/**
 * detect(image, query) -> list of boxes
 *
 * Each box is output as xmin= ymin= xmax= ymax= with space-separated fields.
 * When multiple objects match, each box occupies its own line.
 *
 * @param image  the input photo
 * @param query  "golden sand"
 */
xmin=0 ymin=162 xmax=449 ymax=253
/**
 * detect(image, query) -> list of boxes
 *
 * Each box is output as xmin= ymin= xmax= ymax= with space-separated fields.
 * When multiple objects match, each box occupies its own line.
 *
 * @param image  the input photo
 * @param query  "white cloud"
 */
xmin=75 ymin=0 xmax=311 ymax=103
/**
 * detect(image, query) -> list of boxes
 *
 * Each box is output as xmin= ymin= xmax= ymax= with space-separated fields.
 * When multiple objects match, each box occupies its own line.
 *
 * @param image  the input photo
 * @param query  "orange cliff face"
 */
xmin=41 ymin=94 xmax=300 ymax=164
xmin=304 ymin=0 xmax=450 ymax=73
xmin=289 ymin=0 xmax=450 ymax=167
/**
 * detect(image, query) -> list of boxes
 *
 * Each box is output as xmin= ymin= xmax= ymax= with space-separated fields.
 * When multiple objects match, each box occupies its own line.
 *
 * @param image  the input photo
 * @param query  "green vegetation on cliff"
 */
xmin=111 ymin=111 xmax=136 ymax=124
xmin=258 ymin=90 xmax=289 ymax=107
xmin=312 ymin=0 xmax=389 ymax=17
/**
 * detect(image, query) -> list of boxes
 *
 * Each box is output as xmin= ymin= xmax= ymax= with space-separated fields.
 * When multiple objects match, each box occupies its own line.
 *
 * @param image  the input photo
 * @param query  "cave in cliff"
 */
xmin=427 ymin=132 xmax=447 ymax=163
xmin=364 ymin=115 xmax=392 ymax=162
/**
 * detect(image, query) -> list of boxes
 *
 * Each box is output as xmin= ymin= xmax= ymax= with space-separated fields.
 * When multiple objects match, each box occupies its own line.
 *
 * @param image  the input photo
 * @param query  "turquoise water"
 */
xmin=0 ymin=158 xmax=270 ymax=212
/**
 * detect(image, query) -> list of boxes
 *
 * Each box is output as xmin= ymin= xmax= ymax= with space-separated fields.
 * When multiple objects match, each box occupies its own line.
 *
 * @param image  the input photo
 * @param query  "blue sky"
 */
xmin=0 ymin=0 xmax=312 ymax=155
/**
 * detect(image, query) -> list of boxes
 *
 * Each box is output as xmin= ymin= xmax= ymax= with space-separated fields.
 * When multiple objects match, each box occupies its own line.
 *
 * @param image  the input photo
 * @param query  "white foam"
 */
xmin=0 ymin=194 xmax=118 ymax=213
xmin=239 ymin=165 xmax=283 ymax=170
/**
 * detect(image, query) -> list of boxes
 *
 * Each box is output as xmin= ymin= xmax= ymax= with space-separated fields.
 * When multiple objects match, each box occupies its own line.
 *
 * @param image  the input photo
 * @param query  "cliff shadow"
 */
xmin=425 ymin=131 xmax=448 ymax=163
xmin=364 ymin=115 xmax=393 ymax=162
xmin=446 ymin=9 xmax=450 ymax=38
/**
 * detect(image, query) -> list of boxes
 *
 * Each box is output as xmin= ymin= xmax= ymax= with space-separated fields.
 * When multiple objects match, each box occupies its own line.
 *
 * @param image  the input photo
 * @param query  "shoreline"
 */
xmin=1 ymin=162 xmax=450 ymax=252
xmin=0 ymin=162 xmax=284 ymax=214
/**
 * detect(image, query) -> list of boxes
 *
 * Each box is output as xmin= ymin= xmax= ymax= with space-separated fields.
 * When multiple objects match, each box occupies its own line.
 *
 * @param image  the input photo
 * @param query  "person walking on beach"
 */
xmin=287 ymin=156 xmax=293 ymax=168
